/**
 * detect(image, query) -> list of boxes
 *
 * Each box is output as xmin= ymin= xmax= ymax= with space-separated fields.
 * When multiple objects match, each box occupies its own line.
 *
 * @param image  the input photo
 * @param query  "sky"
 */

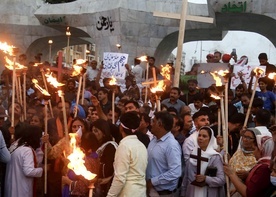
xmin=173 ymin=31 xmax=276 ymax=72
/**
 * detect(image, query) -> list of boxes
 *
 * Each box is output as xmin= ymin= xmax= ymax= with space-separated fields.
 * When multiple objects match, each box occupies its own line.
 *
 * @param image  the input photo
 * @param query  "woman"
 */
xmin=5 ymin=125 xmax=43 ymax=197
xmin=224 ymin=135 xmax=274 ymax=197
xmin=229 ymin=128 xmax=261 ymax=182
xmin=92 ymin=119 xmax=118 ymax=197
xmin=107 ymin=112 xmax=148 ymax=197
xmin=181 ymin=126 xmax=225 ymax=197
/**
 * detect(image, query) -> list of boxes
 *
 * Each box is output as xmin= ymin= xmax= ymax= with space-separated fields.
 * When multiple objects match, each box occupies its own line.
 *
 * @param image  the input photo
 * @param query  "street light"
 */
xmin=66 ymin=27 xmax=71 ymax=66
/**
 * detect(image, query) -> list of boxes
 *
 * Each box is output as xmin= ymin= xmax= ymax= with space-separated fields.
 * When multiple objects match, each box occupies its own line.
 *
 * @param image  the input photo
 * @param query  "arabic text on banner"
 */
xmin=101 ymin=52 xmax=128 ymax=80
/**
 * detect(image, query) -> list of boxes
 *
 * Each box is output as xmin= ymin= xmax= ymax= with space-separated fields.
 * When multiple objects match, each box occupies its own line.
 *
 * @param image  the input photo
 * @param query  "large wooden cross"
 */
xmin=153 ymin=0 xmax=214 ymax=87
xmin=190 ymin=147 xmax=209 ymax=186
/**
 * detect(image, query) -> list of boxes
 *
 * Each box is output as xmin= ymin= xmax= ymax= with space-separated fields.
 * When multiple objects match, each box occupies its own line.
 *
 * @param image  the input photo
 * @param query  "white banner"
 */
xmin=101 ymin=52 xmax=128 ymax=80
xmin=230 ymin=63 xmax=266 ymax=90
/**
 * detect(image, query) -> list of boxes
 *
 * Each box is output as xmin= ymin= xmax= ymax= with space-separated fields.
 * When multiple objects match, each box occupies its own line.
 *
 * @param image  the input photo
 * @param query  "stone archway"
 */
xmin=154 ymin=12 xmax=276 ymax=66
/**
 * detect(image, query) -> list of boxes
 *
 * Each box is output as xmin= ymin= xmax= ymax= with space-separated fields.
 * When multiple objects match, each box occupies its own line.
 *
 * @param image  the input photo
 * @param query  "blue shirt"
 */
xmin=256 ymin=91 xmax=276 ymax=111
xmin=161 ymin=99 xmax=186 ymax=114
xmin=146 ymin=132 xmax=182 ymax=191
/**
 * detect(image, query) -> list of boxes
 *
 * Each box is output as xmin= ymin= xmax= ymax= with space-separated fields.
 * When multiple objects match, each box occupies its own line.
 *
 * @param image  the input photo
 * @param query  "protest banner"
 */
xmin=197 ymin=63 xmax=229 ymax=88
xmin=101 ymin=52 xmax=128 ymax=80
xmin=230 ymin=64 xmax=266 ymax=90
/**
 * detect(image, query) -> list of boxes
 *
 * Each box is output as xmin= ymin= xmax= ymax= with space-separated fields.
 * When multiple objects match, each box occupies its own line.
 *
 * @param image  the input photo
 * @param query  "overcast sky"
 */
xmin=173 ymin=31 xmax=276 ymax=72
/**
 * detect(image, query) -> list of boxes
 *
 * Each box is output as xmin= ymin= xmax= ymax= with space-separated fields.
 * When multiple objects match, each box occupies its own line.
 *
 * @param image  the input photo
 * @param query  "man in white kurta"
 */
xmin=5 ymin=145 xmax=43 ymax=197
xmin=107 ymin=112 xmax=148 ymax=197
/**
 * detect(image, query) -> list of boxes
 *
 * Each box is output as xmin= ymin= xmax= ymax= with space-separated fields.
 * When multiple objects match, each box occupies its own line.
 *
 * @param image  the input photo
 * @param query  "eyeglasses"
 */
xmin=72 ymin=125 xmax=83 ymax=129
xmin=242 ymin=135 xmax=255 ymax=140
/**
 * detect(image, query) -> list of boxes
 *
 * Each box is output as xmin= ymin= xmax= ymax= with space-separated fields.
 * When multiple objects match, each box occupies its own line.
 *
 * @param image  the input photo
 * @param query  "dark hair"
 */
xmin=171 ymin=114 xmax=183 ymax=132
xmin=258 ymin=53 xmax=268 ymax=60
xmin=228 ymin=113 xmax=245 ymax=124
xmin=171 ymin=87 xmax=181 ymax=95
xmin=255 ymin=109 xmax=271 ymax=126
xmin=154 ymin=111 xmax=173 ymax=131
xmin=187 ymin=79 xmax=198 ymax=85
xmin=149 ymin=56 xmax=155 ymax=61
xmin=81 ymin=132 xmax=99 ymax=153
xmin=235 ymin=84 xmax=244 ymax=90
xmin=252 ymin=98 xmax=264 ymax=108
xmin=192 ymin=110 xmax=209 ymax=121
xmin=98 ymin=87 xmax=109 ymax=95
xmin=18 ymin=125 xmax=42 ymax=149
xmin=258 ymin=77 xmax=269 ymax=85
xmin=167 ymin=107 xmax=178 ymax=115
xmin=120 ymin=112 xmax=140 ymax=135
xmin=107 ymin=106 xmax=121 ymax=117
xmin=124 ymin=100 xmax=140 ymax=109
xmin=193 ymin=94 xmax=204 ymax=102
xmin=214 ymin=51 xmax=222 ymax=57
xmin=92 ymin=119 xmax=113 ymax=143
xmin=69 ymin=117 xmax=89 ymax=133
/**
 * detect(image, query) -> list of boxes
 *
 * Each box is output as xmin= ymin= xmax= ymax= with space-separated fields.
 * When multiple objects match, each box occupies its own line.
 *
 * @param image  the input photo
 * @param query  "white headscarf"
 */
xmin=189 ymin=126 xmax=221 ymax=196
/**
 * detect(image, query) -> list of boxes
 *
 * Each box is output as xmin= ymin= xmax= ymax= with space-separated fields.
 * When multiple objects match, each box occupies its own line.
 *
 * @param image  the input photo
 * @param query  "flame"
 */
xmin=137 ymin=55 xmax=148 ymax=62
xmin=217 ymin=69 xmax=229 ymax=77
xmin=33 ymin=63 xmax=43 ymax=67
xmin=151 ymin=80 xmax=165 ymax=93
xmin=67 ymin=133 xmax=97 ymax=180
xmin=57 ymin=90 xmax=63 ymax=97
xmin=66 ymin=27 xmax=71 ymax=36
xmin=0 ymin=42 xmax=15 ymax=56
xmin=5 ymin=56 xmax=27 ymax=70
xmin=268 ymin=72 xmax=276 ymax=80
xmin=210 ymin=72 xmax=222 ymax=86
xmin=32 ymin=79 xmax=51 ymax=96
xmin=71 ymin=59 xmax=85 ymax=76
xmin=254 ymin=67 xmax=265 ymax=76
xmin=109 ymin=76 xmax=117 ymax=85
xmin=210 ymin=94 xmax=220 ymax=100
xmin=200 ymin=70 xmax=206 ymax=74
xmin=160 ymin=64 xmax=171 ymax=80
xmin=45 ymin=72 xmax=65 ymax=88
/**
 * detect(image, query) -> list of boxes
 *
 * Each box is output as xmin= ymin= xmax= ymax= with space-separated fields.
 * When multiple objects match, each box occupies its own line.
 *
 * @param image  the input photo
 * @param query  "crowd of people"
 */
xmin=0 ymin=51 xmax=275 ymax=197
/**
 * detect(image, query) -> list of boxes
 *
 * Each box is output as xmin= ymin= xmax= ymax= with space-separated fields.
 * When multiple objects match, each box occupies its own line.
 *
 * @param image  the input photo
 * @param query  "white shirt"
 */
xmin=107 ymin=135 xmax=148 ymax=197
xmin=86 ymin=67 xmax=99 ymax=81
xmin=131 ymin=64 xmax=144 ymax=83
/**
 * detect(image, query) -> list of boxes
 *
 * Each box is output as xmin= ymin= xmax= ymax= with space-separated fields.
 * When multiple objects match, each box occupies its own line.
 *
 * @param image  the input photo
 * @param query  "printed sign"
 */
xmin=101 ymin=52 xmax=128 ymax=80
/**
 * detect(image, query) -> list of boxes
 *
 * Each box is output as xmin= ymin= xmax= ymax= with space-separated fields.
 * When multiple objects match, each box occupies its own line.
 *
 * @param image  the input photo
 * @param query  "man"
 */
xmin=86 ymin=60 xmax=99 ymax=81
xmin=122 ymin=76 xmax=140 ymax=101
xmin=138 ymin=113 xmax=153 ymax=141
xmin=254 ymin=109 xmax=272 ymax=137
xmin=180 ymin=79 xmax=200 ymax=105
xmin=171 ymin=114 xmax=184 ymax=146
xmin=258 ymin=52 xmax=276 ymax=91
xmin=148 ymin=57 xmax=160 ymax=79
xmin=161 ymin=87 xmax=186 ymax=114
xmin=181 ymin=112 xmax=193 ymax=139
xmin=64 ymin=78 xmax=76 ymax=103
xmin=188 ymin=94 xmax=208 ymax=116
xmin=97 ymin=87 xmax=112 ymax=114
xmin=107 ymin=112 xmax=148 ymax=197
xmin=146 ymin=111 xmax=182 ymax=196
xmin=124 ymin=100 xmax=150 ymax=147
xmin=131 ymin=57 xmax=144 ymax=83
xmin=213 ymin=51 xmax=222 ymax=63
xmin=182 ymin=110 xmax=210 ymax=162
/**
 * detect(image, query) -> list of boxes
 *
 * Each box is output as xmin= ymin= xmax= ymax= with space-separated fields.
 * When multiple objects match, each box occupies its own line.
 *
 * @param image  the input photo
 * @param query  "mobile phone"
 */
xmin=231 ymin=48 xmax=236 ymax=56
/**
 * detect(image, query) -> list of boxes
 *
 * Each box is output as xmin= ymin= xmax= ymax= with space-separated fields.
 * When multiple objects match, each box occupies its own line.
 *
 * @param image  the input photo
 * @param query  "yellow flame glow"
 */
xmin=217 ymin=69 xmax=229 ymax=77
xmin=45 ymin=72 xmax=65 ymax=88
xmin=32 ymin=79 xmax=51 ymax=96
xmin=268 ymin=72 xmax=276 ymax=80
xmin=210 ymin=72 xmax=222 ymax=86
xmin=5 ymin=56 xmax=27 ymax=70
xmin=137 ymin=55 xmax=148 ymax=62
xmin=67 ymin=133 xmax=97 ymax=180
xmin=0 ymin=42 xmax=15 ymax=56
xmin=254 ymin=67 xmax=265 ymax=76
xmin=151 ymin=80 xmax=165 ymax=93
xmin=210 ymin=94 xmax=220 ymax=100
xmin=160 ymin=64 xmax=171 ymax=80
xmin=109 ymin=76 xmax=117 ymax=85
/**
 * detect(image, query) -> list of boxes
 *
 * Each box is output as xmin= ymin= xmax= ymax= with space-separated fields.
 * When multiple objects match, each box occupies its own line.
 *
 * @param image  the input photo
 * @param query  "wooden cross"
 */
xmin=190 ymin=148 xmax=209 ymax=175
xmin=153 ymin=0 xmax=214 ymax=87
